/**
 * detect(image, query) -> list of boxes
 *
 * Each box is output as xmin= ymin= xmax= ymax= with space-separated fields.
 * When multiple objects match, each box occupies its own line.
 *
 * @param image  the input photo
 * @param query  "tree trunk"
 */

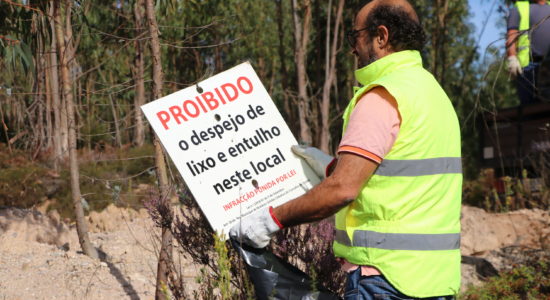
xmin=108 ymin=72 xmax=122 ymax=148
xmin=276 ymin=0 xmax=293 ymax=125
xmin=60 ymin=92 xmax=69 ymax=157
xmin=291 ymin=0 xmax=312 ymax=145
xmin=54 ymin=0 xmax=98 ymax=259
xmin=432 ymin=0 xmax=449 ymax=84
xmin=49 ymin=3 xmax=64 ymax=168
xmin=144 ymin=0 xmax=174 ymax=298
xmin=133 ymin=0 xmax=146 ymax=147
xmin=45 ymin=55 xmax=53 ymax=150
xmin=35 ymin=34 xmax=46 ymax=152
xmin=85 ymin=77 xmax=94 ymax=150
xmin=319 ymin=0 xmax=344 ymax=153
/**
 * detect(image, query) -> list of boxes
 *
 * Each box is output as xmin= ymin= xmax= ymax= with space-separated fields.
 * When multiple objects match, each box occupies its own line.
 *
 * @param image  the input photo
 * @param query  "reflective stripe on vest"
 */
xmin=335 ymin=229 xmax=460 ymax=251
xmin=375 ymin=157 xmax=462 ymax=177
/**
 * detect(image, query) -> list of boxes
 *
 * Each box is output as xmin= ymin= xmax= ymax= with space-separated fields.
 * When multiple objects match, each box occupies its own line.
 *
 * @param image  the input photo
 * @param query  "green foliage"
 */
xmin=0 ymin=144 xmax=49 ymax=208
xmin=214 ymin=234 xmax=233 ymax=299
xmin=460 ymin=259 xmax=550 ymax=300
xmin=0 ymin=0 xmax=517 ymax=177
xmin=167 ymin=187 xmax=255 ymax=299
xmin=0 ymin=38 xmax=34 ymax=74
xmin=0 ymin=0 xmax=49 ymax=75
xmin=463 ymin=166 xmax=549 ymax=213
xmin=0 ymin=143 xmax=155 ymax=219
xmin=55 ymin=145 xmax=156 ymax=218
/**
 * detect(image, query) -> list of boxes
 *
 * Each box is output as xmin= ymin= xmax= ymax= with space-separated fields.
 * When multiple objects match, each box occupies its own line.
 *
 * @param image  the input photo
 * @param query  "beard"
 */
xmin=358 ymin=42 xmax=378 ymax=68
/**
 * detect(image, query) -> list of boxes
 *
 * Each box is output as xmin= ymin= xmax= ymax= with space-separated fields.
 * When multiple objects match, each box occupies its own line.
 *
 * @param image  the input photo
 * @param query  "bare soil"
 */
xmin=0 ymin=205 xmax=199 ymax=300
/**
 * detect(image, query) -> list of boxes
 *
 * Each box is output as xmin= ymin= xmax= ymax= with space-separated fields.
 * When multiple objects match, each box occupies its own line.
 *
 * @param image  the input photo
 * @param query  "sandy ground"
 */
xmin=0 ymin=205 xmax=200 ymax=300
xmin=0 ymin=204 xmax=548 ymax=299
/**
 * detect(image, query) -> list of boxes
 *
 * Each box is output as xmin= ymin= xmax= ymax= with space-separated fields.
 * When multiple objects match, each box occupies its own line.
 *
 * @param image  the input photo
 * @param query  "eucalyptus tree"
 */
xmin=144 ymin=0 xmax=175 ymax=298
xmin=292 ymin=0 xmax=313 ymax=145
xmin=54 ymin=0 xmax=99 ymax=259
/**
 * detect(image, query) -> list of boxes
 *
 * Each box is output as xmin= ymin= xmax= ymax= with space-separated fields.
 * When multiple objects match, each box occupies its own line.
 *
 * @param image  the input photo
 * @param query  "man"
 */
xmin=506 ymin=0 xmax=550 ymax=104
xmin=230 ymin=0 xmax=462 ymax=299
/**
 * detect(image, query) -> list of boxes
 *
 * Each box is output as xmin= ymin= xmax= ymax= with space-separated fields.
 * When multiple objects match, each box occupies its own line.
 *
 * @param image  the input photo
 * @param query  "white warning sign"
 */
xmin=141 ymin=62 xmax=320 ymax=236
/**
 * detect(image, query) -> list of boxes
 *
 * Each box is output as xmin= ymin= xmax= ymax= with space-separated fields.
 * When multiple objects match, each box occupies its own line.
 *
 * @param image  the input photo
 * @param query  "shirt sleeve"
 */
xmin=337 ymin=87 xmax=401 ymax=164
xmin=507 ymin=7 xmax=520 ymax=30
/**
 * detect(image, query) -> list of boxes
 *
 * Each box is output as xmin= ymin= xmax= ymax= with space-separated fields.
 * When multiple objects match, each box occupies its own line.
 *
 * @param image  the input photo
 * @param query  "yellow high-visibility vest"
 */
xmin=334 ymin=50 xmax=462 ymax=298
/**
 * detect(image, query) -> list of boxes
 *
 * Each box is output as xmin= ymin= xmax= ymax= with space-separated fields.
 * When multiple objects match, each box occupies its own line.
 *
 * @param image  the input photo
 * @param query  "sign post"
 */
xmin=141 ymin=62 xmax=320 ymax=236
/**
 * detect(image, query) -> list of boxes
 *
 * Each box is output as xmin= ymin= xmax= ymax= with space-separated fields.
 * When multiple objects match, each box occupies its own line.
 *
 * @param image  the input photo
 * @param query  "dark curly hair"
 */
xmin=363 ymin=4 xmax=426 ymax=52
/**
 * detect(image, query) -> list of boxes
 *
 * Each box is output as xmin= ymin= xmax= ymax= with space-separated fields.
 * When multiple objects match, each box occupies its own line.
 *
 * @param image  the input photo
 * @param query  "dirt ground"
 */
xmin=0 ymin=204 xmax=548 ymax=299
xmin=0 ymin=205 xmax=200 ymax=300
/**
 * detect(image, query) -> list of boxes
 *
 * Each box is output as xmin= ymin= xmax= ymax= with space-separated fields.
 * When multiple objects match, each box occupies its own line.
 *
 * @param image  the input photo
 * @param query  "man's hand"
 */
xmin=507 ymin=55 xmax=523 ymax=76
xmin=229 ymin=206 xmax=283 ymax=248
xmin=291 ymin=145 xmax=335 ymax=178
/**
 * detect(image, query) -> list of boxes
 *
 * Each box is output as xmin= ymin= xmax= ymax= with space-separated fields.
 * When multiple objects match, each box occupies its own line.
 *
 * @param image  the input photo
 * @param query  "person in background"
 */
xmin=506 ymin=0 xmax=550 ymax=104
xmin=231 ymin=0 xmax=462 ymax=298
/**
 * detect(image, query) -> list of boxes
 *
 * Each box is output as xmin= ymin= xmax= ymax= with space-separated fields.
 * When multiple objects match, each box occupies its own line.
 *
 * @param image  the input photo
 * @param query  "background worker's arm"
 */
xmin=506 ymin=29 xmax=519 ymax=57
xmin=273 ymin=153 xmax=377 ymax=227
xmin=506 ymin=7 xmax=522 ymax=75
xmin=506 ymin=29 xmax=522 ymax=75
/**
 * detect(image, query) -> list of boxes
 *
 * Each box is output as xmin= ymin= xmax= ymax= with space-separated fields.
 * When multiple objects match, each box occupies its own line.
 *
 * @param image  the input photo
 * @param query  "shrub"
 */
xmin=460 ymin=257 xmax=550 ymax=299
xmin=0 ymin=143 xmax=156 ymax=219
xmin=0 ymin=144 xmax=55 ymax=208
xmin=147 ymin=184 xmax=344 ymax=298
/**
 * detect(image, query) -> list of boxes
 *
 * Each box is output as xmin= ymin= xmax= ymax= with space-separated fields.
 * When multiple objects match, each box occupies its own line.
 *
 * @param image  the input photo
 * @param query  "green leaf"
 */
xmin=20 ymin=42 xmax=34 ymax=74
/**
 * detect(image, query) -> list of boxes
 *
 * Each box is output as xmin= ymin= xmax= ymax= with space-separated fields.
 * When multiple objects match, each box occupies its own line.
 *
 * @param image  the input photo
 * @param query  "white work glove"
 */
xmin=291 ymin=145 xmax=335 ymax=178
xmin=507 ymin=55 xmax=523 ymax=76
xmin=229 ymin=206 xmax=283 ymax=248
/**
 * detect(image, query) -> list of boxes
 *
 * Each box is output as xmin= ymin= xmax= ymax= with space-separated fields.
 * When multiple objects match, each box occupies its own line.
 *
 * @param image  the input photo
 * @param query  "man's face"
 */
xmin=352 ymin=5 xmax=379 ymax=68
xmin=352 ymin=30 xmax=378 ymax=68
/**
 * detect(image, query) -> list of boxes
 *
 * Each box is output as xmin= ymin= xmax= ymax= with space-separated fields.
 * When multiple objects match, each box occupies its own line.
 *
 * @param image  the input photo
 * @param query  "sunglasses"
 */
xmin=346 ymin=27 xmax=369 ymax=48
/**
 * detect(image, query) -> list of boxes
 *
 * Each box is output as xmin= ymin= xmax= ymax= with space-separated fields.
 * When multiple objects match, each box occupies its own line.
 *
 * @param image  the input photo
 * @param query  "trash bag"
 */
xmin=231 ymin=239 xmax=341 ymax=300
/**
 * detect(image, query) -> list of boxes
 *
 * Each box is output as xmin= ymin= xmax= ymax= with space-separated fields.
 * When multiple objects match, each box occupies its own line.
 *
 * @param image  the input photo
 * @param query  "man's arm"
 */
xmin=230 ymin=87 xmax=397 ymax=248
xmin=506 ymin=28 xmax=523 ymax=75
xmin=507 ymin=29 xmax=519 ymax=57
xmin=505 ymin=7 xmax=523 ymax=75
xmin=273 ymin=152 xmax=378 ymax=227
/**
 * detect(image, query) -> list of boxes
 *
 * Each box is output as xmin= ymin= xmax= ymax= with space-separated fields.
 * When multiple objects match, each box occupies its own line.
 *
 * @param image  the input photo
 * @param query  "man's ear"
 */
xmin=376 ymin=25 xmax=390 ymax=49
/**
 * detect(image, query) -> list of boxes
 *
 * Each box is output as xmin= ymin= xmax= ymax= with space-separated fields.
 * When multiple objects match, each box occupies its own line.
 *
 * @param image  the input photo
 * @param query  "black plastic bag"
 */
xmin=231 ymin=239 xmax=340 ymax=300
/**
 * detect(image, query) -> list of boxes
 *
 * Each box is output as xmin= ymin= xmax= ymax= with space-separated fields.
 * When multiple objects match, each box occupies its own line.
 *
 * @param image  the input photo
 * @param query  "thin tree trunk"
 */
xmin=214 ymin=44 xmax=223 ymax=72
xmin=35 ymin=34 xmax=46 ymax=152
xmin=276 ymin=0 xmax=292 ymax=123
xmin=54 ymin=0 xmax=98 ymax=259
xmin=291 ymin=0 xmax=312 ymax=144
xmin=320 ymin=0 xmax=344 ymax=153
xmin=145 ymin=0 xmax=174 ymax=298
xmin=45 ymin=55 xmax=53 ymax=150
xmin=432 ymin=0 xmax=449 ymax=84
xmin=108 ymin=72 xmax=122 ymax=148
xmin=60 ymin=90 xmax=69 ymax=157
xmin=49 ymin=3 xmax=64 ymax=168
xmin=133 ymin=0 xmax=146 ymax=147
xmin=108 ymin=92 xmax=122 ymax=147
xmin=86 ymin=77 xmax=93 ymax=150
xmin=0 ymin=100 xmax=11 ymax=154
